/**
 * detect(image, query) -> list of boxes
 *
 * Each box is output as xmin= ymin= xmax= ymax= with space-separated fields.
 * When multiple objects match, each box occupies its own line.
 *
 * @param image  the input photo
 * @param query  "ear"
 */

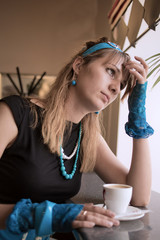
xmin=72 ymin=56 xmax=84 ymax=74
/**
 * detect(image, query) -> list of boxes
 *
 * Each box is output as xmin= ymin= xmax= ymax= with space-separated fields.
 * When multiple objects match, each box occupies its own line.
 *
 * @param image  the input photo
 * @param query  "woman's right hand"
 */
xmin=72 ymin=203 xmax=120 ymax=229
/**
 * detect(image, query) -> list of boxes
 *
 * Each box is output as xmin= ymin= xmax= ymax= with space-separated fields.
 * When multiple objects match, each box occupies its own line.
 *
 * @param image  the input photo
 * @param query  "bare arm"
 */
xmin=0 ymin=102 xmax=18 ymax=228
xmin=127 ymin=138 xmax=151 ymax=206
xmin=0 ymin=102 xmax=18 ymax=157
xmin=95 ymin=135 xmax=151 ymax=206
xmin=0 ymin=204 xmax=15 ymax=229
xmin=124 ymin=56 xmax=151 ymax=205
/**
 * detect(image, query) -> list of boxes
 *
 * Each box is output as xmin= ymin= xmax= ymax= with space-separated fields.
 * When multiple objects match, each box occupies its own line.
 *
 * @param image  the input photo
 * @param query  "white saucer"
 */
xmin=115 ymin=206 xmax=145 ymax=221
xmin=95 ymin=204 xmax=145 ymax=221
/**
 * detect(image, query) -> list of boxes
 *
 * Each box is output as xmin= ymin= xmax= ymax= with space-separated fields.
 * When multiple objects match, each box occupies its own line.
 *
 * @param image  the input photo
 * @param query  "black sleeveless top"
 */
xmin=0 ymin=95 xmax=82 ymax=204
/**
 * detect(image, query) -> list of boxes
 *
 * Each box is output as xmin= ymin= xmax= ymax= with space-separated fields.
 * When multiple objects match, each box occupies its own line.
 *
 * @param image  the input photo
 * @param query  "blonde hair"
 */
xmin=29 ymin=37 xmax=134 ymax=173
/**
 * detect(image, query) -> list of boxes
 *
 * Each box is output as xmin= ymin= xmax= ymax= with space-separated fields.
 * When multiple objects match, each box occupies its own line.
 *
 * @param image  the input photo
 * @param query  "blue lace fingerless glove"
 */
xmin=6 ymin=199 xmax=38 ymax=234
xmin=125 ymin=82 xmax=154 ymax=139
xmin=6 ymin=199 xmax=83 ymax=237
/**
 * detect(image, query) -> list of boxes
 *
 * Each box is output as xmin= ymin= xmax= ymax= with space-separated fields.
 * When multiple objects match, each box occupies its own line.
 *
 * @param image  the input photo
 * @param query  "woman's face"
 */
xmin=73 ymin=55 xmax=125 ymax=113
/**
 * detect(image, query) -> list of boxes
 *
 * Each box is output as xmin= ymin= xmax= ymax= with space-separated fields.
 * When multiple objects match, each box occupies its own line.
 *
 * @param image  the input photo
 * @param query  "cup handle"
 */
xmin=103 ymin=189 xmax=108 ymax=209
xmin=103 ymin=189 xmax=105 ymax=201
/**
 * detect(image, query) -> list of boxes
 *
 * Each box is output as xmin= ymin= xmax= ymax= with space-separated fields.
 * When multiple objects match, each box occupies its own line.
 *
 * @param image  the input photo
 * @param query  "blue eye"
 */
xmin=106 ymin=68 xmax=115 ymax=78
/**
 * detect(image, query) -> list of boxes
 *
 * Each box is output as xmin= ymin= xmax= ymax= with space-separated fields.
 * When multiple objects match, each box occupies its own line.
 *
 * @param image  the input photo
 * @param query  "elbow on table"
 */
xmin=131 ymin=195 xmax=151 ymax=207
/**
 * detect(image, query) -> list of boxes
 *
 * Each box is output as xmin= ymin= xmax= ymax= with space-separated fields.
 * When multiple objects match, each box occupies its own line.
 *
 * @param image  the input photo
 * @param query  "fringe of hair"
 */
xmin=80 ymin=113 xmax=103 ymax=172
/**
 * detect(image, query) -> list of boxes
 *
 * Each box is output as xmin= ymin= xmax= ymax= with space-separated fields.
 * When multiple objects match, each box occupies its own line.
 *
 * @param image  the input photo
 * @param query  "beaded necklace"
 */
xmin=60 ymin=122 xmax=82 ymax=179
xmin=61 ymin=143 xmax=78 ymax=160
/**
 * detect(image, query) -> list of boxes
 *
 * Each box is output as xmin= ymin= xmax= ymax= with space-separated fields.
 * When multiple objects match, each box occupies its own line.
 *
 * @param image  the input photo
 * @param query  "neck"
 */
xmin=65 ymin=89 xmax=89 ymax=123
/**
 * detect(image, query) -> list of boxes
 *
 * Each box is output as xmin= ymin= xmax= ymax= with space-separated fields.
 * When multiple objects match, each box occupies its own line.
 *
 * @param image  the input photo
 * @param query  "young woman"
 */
xmin=0 ymin=37 xmax=154 ymax=239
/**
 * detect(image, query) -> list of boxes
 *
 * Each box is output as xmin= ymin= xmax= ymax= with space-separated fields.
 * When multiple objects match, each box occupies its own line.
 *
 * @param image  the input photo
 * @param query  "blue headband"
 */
xmin=82 ymin=42 xmax=123 ymax=57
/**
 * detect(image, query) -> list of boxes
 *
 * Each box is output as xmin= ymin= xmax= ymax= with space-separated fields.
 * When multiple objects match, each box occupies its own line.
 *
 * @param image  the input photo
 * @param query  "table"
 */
xmin=77 ymin=191 xmax=160 ymax=240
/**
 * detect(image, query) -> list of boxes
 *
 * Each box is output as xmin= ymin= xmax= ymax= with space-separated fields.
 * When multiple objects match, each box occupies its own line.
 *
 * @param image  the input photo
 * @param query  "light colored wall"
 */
xmin=117 ymin=24 xmax=160 ymax=193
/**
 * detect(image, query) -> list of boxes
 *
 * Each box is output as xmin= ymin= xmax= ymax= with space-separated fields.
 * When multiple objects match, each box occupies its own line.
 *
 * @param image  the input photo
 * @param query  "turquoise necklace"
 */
xmin=60 ymin=122 xmax=82 ymax=180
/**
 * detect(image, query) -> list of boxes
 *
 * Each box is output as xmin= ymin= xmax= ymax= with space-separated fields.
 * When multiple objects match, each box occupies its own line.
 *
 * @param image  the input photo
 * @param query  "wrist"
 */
xmin=6 ymin=199 xmax=38 ymax=234
xmin=125 ymin=81 xmax=154 ymax=138
xmin=128 ymin=82 xmax=147 ymax=112
xmin=35 ymin=200 xmax=56 ymax=236
xmin=6 ymin=198 xmax=83 ymax=237
xmin=125 ymin=122 xmax=154 ymax=139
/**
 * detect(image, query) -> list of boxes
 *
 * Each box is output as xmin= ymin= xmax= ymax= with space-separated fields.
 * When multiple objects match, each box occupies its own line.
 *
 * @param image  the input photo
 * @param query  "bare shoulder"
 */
xmin=0 ymin=101 xmax=17 ymax=125
xmin=0 ymin=102 xmax=18 ymax=157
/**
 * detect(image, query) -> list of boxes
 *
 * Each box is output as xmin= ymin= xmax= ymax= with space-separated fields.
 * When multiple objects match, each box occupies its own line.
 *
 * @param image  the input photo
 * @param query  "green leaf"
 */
xmin=149 ymin=59 xmax=160 ymax=69
xmin=147 ymin=63 xmax=160 ymax=78
xmin=146 ymin=53 xmax=160 ymax=89
xmin=152 ymin=75 xmax=160 ymax=88
xmin=147 ymin=55 xmax=160 ymax=65
xmin=146 ymin=53 xmax=160 ymax=61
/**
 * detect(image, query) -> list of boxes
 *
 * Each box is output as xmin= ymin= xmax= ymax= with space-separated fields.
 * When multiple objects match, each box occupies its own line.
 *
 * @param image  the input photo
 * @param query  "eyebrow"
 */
xmin=103 ymin=62 xmax=121 ymax=73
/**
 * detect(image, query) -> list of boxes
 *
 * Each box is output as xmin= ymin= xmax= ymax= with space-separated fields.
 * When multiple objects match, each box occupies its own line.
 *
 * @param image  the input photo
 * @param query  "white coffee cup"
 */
xmin=103 ymin=183 xmax=133 ymax=214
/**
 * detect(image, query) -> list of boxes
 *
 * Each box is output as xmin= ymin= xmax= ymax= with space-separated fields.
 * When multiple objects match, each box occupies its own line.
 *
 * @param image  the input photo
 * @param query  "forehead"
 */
xmin=100 ymin=52 xmax=125 ymax=67
xmin=100 ymin=52 xmax=129 ymax=82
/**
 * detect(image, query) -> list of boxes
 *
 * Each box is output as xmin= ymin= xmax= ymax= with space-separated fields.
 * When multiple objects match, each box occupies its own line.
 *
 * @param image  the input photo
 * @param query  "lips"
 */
xmin=101 ymin=92 xmax=109 ymax=103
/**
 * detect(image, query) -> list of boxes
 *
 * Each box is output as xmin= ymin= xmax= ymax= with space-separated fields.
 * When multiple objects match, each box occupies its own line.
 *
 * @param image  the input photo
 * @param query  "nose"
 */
xmin=108 ymin=82 xmax=120 ymax=95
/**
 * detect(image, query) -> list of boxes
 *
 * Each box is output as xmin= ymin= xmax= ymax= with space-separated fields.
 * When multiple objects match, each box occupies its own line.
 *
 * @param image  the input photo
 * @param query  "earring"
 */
xmin=72 ymin=80 xmax=77 ymax=86
xmin=95 ymin=111 xmax=99 ymax=114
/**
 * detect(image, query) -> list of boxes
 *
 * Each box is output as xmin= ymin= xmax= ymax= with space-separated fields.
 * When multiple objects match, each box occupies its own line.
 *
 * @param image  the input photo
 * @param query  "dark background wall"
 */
xmin=0 ymin=0 xmax=114 ymax=75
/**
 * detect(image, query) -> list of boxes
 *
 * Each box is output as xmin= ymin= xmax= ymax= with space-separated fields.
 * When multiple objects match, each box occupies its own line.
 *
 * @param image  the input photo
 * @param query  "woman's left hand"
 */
xmin=125 ymin=56 xmax=148 ymax=84
xmin=72 ymin=203 xmax=120 ymax=229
